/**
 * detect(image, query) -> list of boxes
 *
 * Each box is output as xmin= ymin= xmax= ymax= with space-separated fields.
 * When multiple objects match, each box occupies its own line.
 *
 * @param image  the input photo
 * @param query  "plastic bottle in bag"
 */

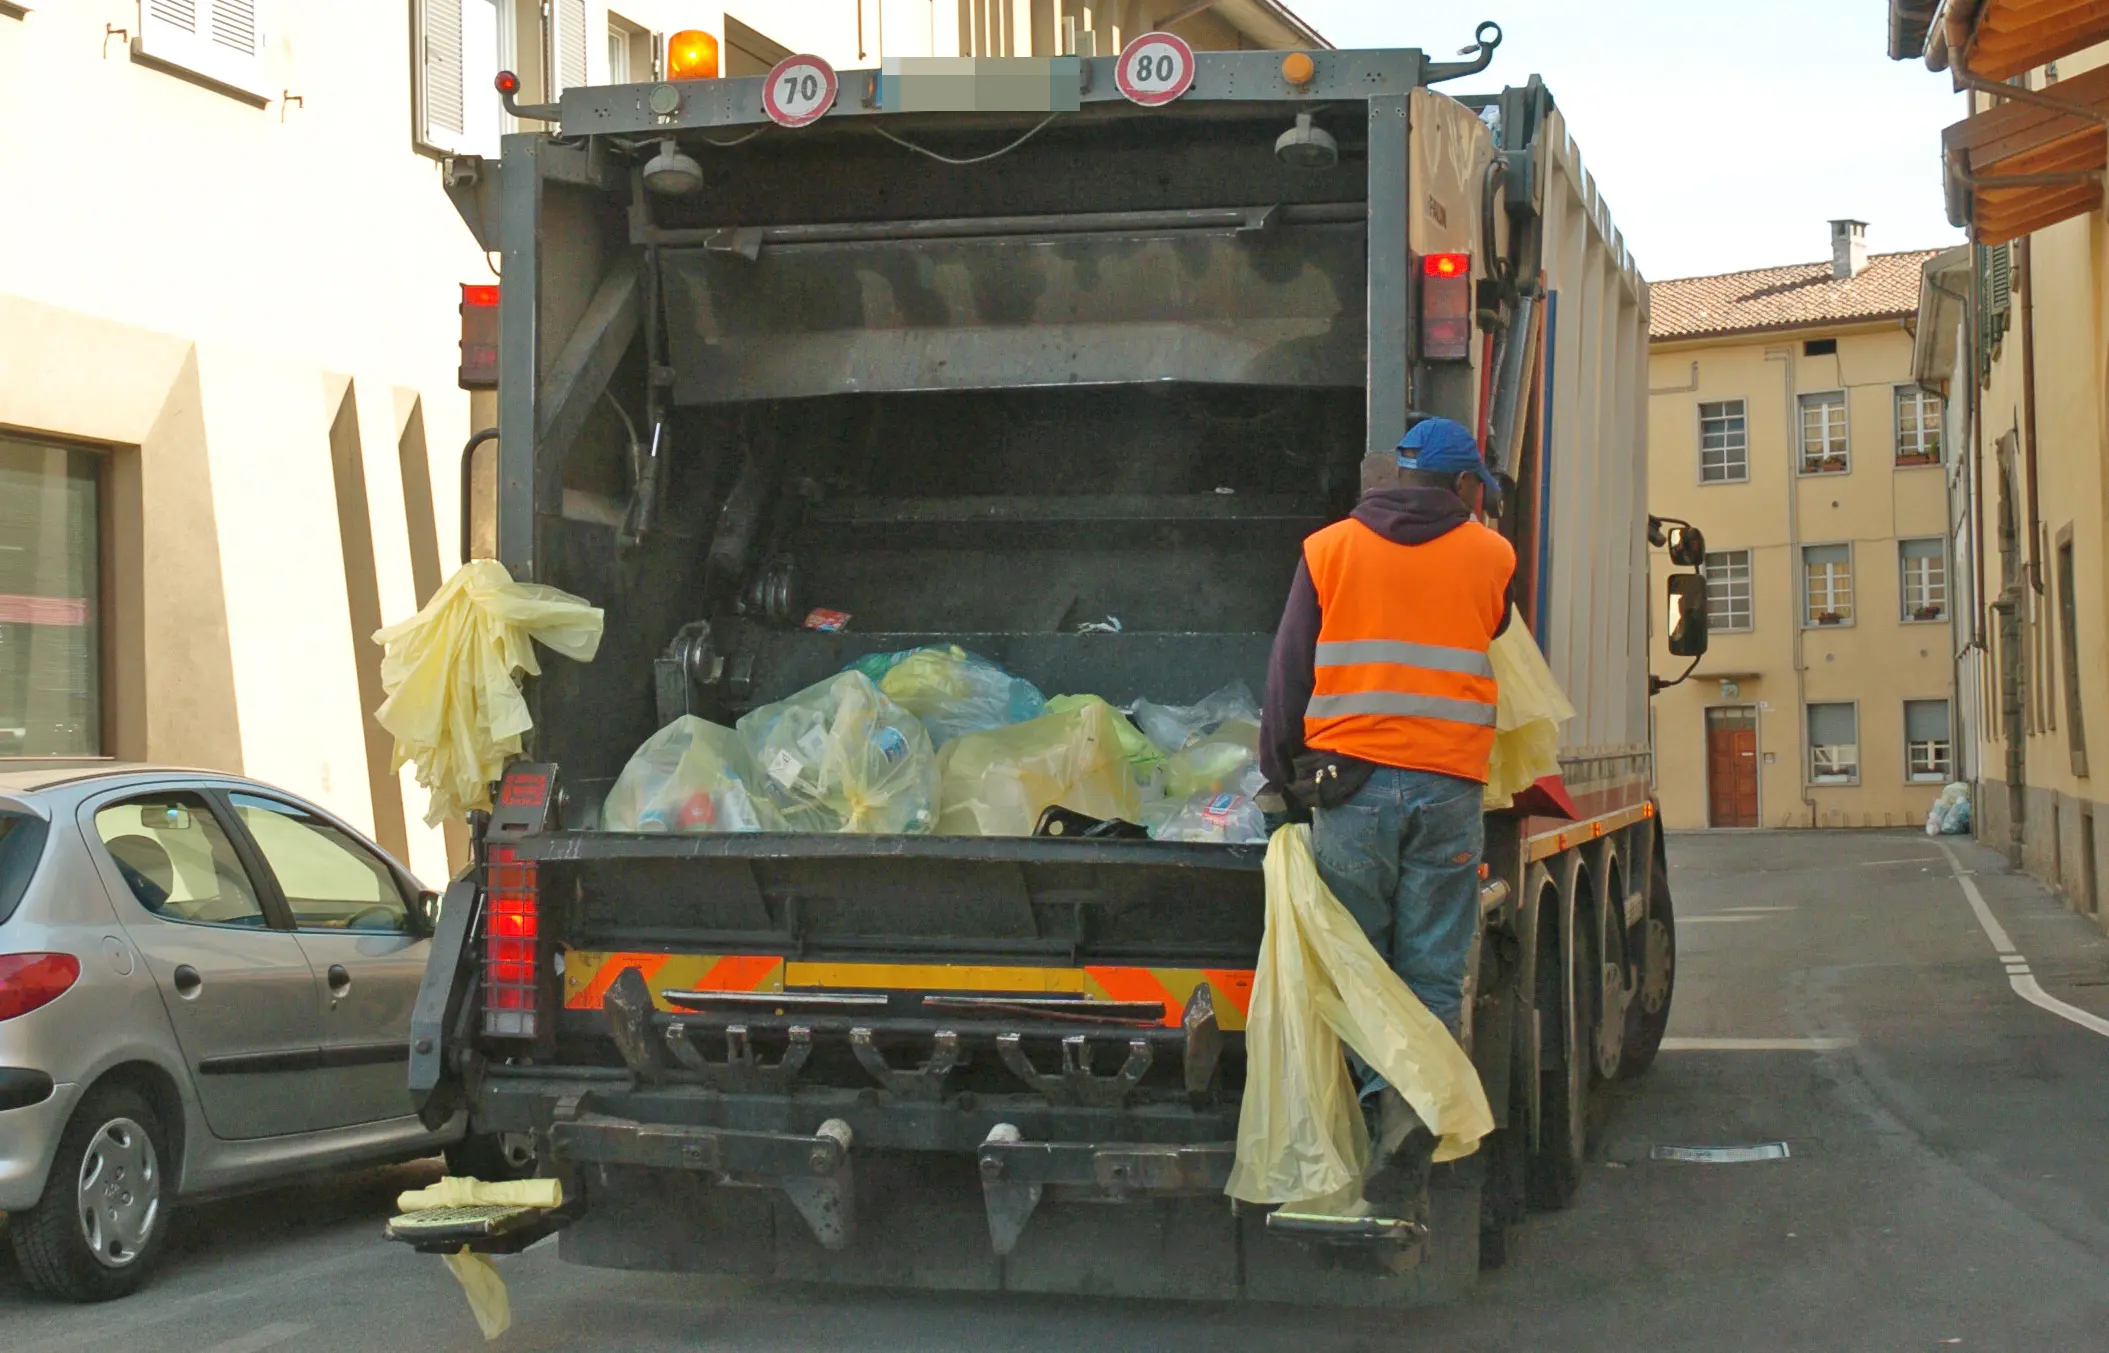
xmin=735 ymin=672 xmax=939 ymax=834
xmin=602 ymin=716 xmax=772 ymax=833
xmin=1149 ymin=790 xmax=1268 ymax=844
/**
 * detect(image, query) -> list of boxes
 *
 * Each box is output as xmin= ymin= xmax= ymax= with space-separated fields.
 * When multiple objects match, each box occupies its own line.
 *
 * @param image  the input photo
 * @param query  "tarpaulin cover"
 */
xmin=1226 ymin=826 xmax=1493 ymax=1215
xmin=1483 ymin=608 xmax=1576 ymax=811
xmin=937 ymin=697 xmax=1145 ymax=836
xmin=372 ymin=559 xmax=604 ymax=826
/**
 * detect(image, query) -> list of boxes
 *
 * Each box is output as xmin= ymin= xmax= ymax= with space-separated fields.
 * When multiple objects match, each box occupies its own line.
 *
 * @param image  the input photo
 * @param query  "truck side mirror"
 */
xmin=1666 ymin=524 xmax=1706 ymax=568
xmin=1666 ymin=573 xmax=1710 ymax=658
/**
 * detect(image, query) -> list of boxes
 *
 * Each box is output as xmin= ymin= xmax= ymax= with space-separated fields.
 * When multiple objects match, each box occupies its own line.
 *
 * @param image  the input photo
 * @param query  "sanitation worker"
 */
xmin=1258 ymin=413 xmax=1514 ymax=1221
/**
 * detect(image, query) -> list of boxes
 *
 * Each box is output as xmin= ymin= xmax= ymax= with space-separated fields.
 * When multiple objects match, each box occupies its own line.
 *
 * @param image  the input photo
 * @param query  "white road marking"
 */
xmin=1938 ymin=842 xmax=2109 ymax=1040
xmin=1722 ymin=905 xmax=1798 ymax=912
xmin=1660 ymin=1037 xmax=1853 ymax=1051
xmin=196 ymin=1324 xmax=313 ymax=1353
xmin=1680 ymin=915 xmax=1771 ymax=924
xmin=1850 ymin=856 xmax=1944 ymax=868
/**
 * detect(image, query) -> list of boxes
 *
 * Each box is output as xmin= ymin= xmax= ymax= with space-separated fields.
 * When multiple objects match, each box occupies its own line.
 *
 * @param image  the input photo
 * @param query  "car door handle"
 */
xmin=172 ymin=964 xmax=203 ymax=999
xmin=327 ymin=963 xmax=352 ymax=998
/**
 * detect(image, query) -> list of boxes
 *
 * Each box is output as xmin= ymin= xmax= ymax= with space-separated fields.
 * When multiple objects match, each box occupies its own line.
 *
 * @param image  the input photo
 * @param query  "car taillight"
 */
xmin=1420 ymin=251 xmax=1472 ymax=360
xmin=0 ymin=953 xmax=81 ymax=1022
xmin=482 ymin=847 xmax=539 ymax=1038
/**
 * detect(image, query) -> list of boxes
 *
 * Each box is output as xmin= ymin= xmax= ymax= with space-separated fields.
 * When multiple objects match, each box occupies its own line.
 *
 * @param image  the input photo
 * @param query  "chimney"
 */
xmin=1829 ymin=219 xmax=1868 ymax=279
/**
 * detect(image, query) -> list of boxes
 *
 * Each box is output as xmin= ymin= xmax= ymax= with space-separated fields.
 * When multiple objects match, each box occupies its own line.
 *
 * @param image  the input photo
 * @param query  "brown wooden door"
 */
xmin=1706 ymin=706 xmax=1760 ymax=828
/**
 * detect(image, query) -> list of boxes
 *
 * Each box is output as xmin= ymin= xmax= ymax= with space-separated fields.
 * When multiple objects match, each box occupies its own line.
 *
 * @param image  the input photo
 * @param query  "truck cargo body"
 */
xmin=416 ymin=45 xmax=1674 ymax=1304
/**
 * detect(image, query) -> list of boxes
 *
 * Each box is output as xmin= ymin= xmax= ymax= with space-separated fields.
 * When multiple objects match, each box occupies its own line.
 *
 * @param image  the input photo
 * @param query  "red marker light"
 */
xmin=495 ymin=70 xmax=521 ymax=95
xmin=461 ymin=284 xmax=500 ymax=309
xmin=1423 ymin=252 xmax=1469 ymax=279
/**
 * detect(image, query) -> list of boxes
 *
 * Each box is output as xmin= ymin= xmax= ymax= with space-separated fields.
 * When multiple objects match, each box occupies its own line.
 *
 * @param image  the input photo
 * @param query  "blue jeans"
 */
xmin=1311 ymin=766 xmax=1483 ymax=1034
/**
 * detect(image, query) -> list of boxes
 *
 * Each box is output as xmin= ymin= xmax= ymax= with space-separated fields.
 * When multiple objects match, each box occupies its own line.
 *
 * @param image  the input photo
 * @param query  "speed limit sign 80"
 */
xmin=763 ymin=53 xmax=838 ymax=127
xmin=1115 ymin=32 xmax=1195 ymax=106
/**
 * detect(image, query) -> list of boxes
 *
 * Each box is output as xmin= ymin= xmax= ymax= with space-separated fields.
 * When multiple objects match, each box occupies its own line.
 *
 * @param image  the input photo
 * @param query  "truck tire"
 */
xmin=1526 ymin=870 xmax=1591 ymax=1211
xmin=1618 ymin=853 xmax=1677 ymax=1080
xmin=11 ymin=1085 xmax=172 ymax=1302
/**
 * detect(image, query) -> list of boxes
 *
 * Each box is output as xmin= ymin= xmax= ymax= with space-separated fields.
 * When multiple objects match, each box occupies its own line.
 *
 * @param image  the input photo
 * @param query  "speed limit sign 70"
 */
xmin=763 ymin=54 xmax=837 ymax=127
xmin=1115 ymin=32 xmax=1195 ymax=106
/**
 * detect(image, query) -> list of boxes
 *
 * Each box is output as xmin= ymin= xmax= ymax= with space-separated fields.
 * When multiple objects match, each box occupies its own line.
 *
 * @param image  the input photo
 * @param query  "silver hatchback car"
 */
xmin=0 ymin=765 xmax=516 ymax=1301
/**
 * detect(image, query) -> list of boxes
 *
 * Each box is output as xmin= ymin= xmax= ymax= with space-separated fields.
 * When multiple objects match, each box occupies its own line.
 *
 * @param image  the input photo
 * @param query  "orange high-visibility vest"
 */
xmin=1301 ymin=517 xmax=1515 ymax=783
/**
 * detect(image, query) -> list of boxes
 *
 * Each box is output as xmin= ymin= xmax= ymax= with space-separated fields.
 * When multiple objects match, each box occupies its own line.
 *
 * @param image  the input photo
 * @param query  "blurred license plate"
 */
xmin=880 ymin=57 xmax=1081 ymax=112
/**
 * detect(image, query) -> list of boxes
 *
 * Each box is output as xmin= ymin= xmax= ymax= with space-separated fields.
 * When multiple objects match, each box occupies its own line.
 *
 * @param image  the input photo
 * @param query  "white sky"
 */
xmin=1285 ymin=1 xmax=1968 ymax=280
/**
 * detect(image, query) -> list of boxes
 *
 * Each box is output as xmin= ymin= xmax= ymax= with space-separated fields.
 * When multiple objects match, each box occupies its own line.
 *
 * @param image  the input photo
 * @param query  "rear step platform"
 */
xmin=385 ymin=1201 xmax=579 ymax=1255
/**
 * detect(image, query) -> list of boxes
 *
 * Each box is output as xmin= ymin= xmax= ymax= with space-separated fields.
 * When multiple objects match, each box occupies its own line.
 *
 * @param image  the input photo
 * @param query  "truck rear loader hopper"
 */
xmin=409 ymin=31 xmax=1686 ymax=1305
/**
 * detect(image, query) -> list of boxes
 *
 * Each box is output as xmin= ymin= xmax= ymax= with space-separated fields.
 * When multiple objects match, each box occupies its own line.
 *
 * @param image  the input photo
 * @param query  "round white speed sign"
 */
xmin=763 ymin=54 xmax=838 ymax=128
xmin=1115 ymin=32 xmax=1195 ymax=106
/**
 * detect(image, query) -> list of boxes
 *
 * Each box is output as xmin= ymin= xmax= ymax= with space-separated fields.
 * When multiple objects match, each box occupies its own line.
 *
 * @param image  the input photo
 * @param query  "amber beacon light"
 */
xmin=667 ymin=29 xmax=719 ymax=80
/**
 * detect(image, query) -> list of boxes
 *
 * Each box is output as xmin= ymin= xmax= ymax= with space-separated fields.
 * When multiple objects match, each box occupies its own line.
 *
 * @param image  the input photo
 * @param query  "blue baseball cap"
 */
xmin=1396 ymin=417 xmax=1500 ymax=497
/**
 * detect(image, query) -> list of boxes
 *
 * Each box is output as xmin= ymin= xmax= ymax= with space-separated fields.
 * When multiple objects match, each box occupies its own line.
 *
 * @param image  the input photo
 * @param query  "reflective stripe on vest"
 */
xmin=1299 ymin=515 xmax=1514 ymax=781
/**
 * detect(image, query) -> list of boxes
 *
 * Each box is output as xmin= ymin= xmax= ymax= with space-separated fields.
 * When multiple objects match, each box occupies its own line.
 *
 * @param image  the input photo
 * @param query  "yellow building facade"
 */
xmin=1890 ymin=3 xmax=2109 ymax=928
xmin=1647 ymin=236 xmax=1955 ymax=830
xmin=0 ymin=1 xmax=1323 ymax=880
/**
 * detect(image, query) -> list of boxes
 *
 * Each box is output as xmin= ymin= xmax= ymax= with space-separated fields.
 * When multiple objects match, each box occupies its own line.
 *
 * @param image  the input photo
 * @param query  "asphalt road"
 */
xmin=7 ymin=830 xmax=2109 ymax=1352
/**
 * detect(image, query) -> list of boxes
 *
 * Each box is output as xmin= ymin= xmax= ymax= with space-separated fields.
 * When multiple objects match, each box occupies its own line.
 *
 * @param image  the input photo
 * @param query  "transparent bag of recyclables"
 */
xmin=602 ymin=715 xmax=771 ymax=832
xmin=1130 ymin=681 xmax=1261 ymax=754
xmin=846 ymin=645 xmax=1046 ymax=745
xmin=1150 ymin=789 xmax=1268 ymax=844
xmin=737 ymin=671 xmax=939 ymax=833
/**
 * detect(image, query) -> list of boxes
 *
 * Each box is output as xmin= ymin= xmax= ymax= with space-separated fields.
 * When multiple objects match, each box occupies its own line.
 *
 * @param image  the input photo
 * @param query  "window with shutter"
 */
xmin=415 ymin=0 xmax=500 ymax=158
xmin=550 ymin=0 xmax=588 ymax=95
xmin=1904 ymin=700 xmax=1951 ymax=782
xmin=1806 ymin=703 xmax=1858 ymax=785
xmin=135 ymin=0 xmax=270 ymax=102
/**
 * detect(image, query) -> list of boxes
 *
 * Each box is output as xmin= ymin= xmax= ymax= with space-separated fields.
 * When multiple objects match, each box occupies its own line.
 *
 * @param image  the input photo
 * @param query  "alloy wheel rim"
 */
xmin=76 ymin=1116 xmax=161 ymax=1268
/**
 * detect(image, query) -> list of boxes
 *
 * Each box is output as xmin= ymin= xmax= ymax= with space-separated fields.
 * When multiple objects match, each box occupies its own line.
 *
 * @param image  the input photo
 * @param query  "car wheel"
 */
xmin=444 ymin=1129 xmax=538 ymax=1181
xmin=11 ymin=1085 xmax=171 ymax=1302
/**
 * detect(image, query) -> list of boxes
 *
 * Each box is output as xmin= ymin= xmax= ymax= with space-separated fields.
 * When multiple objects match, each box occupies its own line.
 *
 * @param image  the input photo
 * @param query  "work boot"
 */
xmin=1360 ymin=1096 xmax=1436 ymax=1274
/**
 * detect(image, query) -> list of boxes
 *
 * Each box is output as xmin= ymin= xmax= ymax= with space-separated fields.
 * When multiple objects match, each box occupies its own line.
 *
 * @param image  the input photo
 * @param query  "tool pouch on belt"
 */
xmin=1286 ymin=751 xmax=1378 ymax=812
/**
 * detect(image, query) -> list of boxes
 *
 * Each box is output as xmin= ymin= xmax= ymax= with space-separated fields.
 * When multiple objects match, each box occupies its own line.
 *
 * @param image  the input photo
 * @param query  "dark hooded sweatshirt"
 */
xmin=1259 ymin=487 xmax=1515 ymax=792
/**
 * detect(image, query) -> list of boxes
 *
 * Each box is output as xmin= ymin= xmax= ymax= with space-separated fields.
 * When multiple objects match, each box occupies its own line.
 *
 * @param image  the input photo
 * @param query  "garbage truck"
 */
xmin=403 ymin=25 xmax=1710 ymax=1304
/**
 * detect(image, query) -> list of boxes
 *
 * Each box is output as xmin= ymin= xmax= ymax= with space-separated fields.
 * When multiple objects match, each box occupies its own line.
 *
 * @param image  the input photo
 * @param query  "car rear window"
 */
xmin=0 ymin=811 xmax=51 ymax=926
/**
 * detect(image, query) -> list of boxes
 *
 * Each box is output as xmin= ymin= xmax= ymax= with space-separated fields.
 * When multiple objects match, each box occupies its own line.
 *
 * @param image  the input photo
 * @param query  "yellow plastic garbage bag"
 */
xmin=396 ymin=1175 xmax=564 ymax=1212
xmin=444 ymin=1247 xmax=511 ymax=1341
xmin=1044 ymin=694 xmax=1165 ymax=772
xmin=372 ymin=559 xmax=604 ymax=826
xmin=1483 ymin=609 xmax=1576 ymax=811
xmin=602 ymin=716 xmax=772 ymax=832
xmin=848 ymin=645 xmax=1047 ymax=744
xmin=737 ymin=672 xmax=939 ymax=833
xmin=1226 ymin=826 xmax=1494 ymax=1216
xmin=938 ymin=698 xmax=1146 ymax=836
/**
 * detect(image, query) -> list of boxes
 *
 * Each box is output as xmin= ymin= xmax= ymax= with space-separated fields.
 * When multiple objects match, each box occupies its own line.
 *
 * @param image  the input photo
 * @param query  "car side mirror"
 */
xmin=414 ymin=889 xmax=443 ymax=935
xmin=1666 ymin=573 xmax=1710 ymax=658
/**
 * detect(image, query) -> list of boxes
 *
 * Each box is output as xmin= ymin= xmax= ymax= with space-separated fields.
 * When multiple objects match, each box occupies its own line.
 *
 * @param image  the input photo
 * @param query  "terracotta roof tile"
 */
xmin=1648 ymin=249 xmax=1941 ymax=341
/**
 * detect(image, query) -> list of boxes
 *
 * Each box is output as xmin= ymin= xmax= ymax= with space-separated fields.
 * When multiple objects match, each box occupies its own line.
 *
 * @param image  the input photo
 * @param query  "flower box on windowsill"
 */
xmin=1895 ymin=452 xmax=1941 ymax=467
xmin=1814 ymin=611 xmax=1847 ymax=625
xmin=1912 ymin=604 xmax=1945 ymax=622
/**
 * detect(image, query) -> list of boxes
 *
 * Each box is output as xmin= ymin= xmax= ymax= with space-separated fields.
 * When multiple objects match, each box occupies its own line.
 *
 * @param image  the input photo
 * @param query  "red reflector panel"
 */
xmin=459 ymin=283 xmax=500 ymax=391
xmin=499 ymin=767 xmax=547 ymax=807
xmin=0 ymin=952 xmax=81 ymax=1022
xmin=1419 ymin=253 xmax=1472 ymax=361
xmin=482 ymin=847 xmax=539 ymax=1037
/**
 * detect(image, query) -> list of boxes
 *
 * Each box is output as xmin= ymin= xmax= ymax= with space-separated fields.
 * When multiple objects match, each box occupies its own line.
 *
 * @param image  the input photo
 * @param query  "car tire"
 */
xmin=12 ymin=1084 xmax=172 ymax=1302
xmin=444 ymin=1129 xmax=538 ymax=1181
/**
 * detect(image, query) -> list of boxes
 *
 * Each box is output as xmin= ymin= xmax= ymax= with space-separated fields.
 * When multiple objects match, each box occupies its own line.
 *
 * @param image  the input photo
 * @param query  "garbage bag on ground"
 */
xmin=1149 ymin=789 xmax=1268 ymax=844
xmin=1483 ymin=609 xmax=1576 ymax=811
xmin=1130 ymin=681 xmax=1262 ymax=754
xmin=1926 ymin=781 xmax=1972 ymax=836
xmin=372 ymin=559 xmax=604 ymax=826
xmin=737 ymin=672 xmax=939 ymax=834
xmin=602 ymin=716 xmax=770 ymax=833
xmin=1226 ymin=825 xmax=1494 ymax=1215
xmin=1044 ymin=693 xmax=1166 ymax=773
xmin=938 ymin=698 xmax=1146 ymax=836
xmin=846 ymin=645 xmax=1046 ymax=745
